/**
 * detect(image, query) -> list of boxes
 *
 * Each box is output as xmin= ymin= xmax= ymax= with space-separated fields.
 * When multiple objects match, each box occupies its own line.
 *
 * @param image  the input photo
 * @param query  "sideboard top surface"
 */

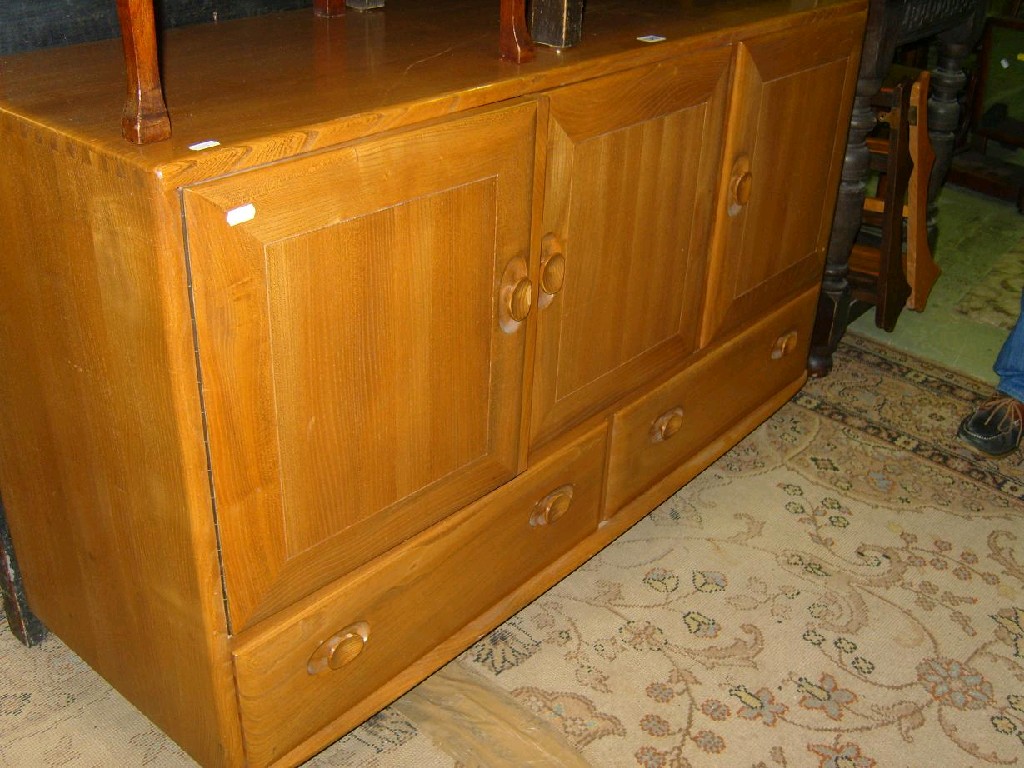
xmin=0 ymin=0 xmax=865 ymax=185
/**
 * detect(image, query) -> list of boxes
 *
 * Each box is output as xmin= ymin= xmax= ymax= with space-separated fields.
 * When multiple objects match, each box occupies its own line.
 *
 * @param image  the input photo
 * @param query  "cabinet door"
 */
xmin=530 ymin=51 xmax=731 ymax=450
xmin=701 ymin=19 xmax=861 ymax=344
xmin=183 ymin=103 xmax=536 ymax=629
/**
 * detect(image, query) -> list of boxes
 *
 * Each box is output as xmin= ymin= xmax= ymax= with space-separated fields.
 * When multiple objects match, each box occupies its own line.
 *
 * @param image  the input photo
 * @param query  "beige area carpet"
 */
xmin=953 ymin=234 xmax=1024 ymax=331
xmin=3 ymin=334 xmax=1024 ymax=767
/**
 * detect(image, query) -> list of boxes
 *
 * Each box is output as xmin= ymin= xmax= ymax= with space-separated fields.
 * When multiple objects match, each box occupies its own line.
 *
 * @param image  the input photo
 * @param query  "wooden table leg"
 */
xmin=927 ymin=4 xmax=986 ymax=206
xmin=809 ymin=0 xmax=897 ymax=377
xmin=500 ymin=0 xmax=535 ymax=63
xmin=116 ymin=0 xmax=171 ymax=144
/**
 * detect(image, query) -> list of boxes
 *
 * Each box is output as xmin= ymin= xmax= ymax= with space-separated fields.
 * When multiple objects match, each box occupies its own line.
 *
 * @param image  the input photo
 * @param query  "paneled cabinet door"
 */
xmin=183 ymin=103 xmax=536 ymax=630
xmin=701 ymin=19 xmax=862 ymax=344
xmin=530 ymin=51 xmax=732 ymax=450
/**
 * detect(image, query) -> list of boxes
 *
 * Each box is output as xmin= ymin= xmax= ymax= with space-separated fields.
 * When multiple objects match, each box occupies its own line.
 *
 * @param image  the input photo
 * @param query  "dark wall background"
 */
xmin=0 ymin=0 xmax=311 ymax=56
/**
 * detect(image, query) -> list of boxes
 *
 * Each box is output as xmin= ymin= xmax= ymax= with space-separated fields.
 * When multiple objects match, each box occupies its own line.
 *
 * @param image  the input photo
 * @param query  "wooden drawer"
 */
xmin=231 ymin=426 xmax=607 ymax=767
xmin=605 ymin=288 xmax=817 ymax=515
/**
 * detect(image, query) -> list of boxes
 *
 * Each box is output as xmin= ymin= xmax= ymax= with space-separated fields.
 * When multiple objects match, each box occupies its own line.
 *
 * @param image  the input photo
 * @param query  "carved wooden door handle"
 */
xmin=771 ymin=330 xmax=799 ymax=360
xmin=530 ymin=484 xmax=574 ymax=527
xmin=307 ymin=622 xmax=370 ymax=675
xmin=728 ymin=155 xmax=752 ymax=217
xmin=650 ymin=407 xmax=685 ymax=443
xmin=540 ymin=234 xmax=567 ymax=296
xmin=509 ymin=278 xmax=534 ymax=322
xmin=499 ymin=257 xmax=532 ymax=332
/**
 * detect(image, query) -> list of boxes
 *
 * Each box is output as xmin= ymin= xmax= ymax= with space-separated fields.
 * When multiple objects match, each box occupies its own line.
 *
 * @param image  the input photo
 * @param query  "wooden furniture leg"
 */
xmin=849 ymin=76 xmax=914 ymax=331
xmin=808 ymin=0 xmax=896 ymax=377
xmin=0 ymin=495 xmax=46 ymax=646
xmin=500 ymin=0 xmax=535 ymax=63
xmin=926 ymin=9 xmax=986 ymax=207
xmin=116 ymin=0 xmax=171 ymax=144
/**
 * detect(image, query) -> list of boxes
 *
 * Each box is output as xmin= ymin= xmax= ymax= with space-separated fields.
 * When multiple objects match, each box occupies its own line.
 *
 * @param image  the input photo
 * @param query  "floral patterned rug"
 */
xmin=2 ymin=334 xmax=1023 ymax=767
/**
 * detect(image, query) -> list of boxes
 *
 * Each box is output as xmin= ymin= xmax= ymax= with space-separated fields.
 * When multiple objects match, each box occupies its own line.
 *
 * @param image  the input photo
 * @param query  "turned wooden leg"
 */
xmin=809 ymin=0 xmax=897 ymax=377
xmin=808 ymin=89 xmax=877 ymax=377
xmin=500 ymin=0 xmax=535 ymax=63
xmin=927 ymin=5 xmax=985 ymax=209
xmin=116 ymin=0 xmax=171 ymax=144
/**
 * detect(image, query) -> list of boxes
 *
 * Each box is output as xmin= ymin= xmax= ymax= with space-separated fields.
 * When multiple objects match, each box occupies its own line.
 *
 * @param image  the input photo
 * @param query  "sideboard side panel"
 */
xmin=0 ymin=116 xmax=243 ymax=767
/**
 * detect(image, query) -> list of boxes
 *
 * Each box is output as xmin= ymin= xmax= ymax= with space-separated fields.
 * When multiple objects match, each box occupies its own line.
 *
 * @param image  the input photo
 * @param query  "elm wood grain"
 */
xmin=242 ymin=321 xmax=809 ymax=768
xmin=114 ymin=0 xmax=532 ymax=143
xmin=701 ymin=17 xmax=862 ymax=346
xmin=112 ymin=0 xmax=532 ymax=142
xmin=116 ymin=0 xmax=171 ymax=143
xmin=231 ymin=427 xmax=605 ymax=767
xmin=0 ymin=0 xmax=863 ymax=189
xmin=606 ymin=288 xmax=818 ymax=515
xmin=0 ymin=2 xmax=866 ymax=764
xmin=529 ymin=51 xmax=731 ymax=451
xmin=0 ymin=115 xmax=243 ymax=765
xmin=259 ymin=362 xmax=805 ymax=768
xmin=183 ymin=101 xmax=536 ymax=630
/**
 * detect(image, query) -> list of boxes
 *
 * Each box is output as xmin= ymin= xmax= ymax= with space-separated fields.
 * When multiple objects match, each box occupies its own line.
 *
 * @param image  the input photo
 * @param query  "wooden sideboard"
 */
xmin=0 ymin=0 xmax=865 ymax=764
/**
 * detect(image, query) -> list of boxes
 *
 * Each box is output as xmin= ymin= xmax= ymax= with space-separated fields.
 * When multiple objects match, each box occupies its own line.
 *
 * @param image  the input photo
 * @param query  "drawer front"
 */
xmin=231 ymin=426 xmax=606 ymax=767
xmin=606 ymin=288 xmax=816 ymax=514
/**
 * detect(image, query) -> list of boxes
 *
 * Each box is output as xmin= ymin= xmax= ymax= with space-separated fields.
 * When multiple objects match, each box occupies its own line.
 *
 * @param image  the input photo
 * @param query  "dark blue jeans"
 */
xmin=995 ymin=289 xmax=1024 ymax=401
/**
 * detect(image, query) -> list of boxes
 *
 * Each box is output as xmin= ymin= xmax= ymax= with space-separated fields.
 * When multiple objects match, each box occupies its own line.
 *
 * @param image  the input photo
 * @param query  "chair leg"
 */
xmin=872 ymin=79 xmax=913 ymax=332
xmin=116 ymin=0 xmax=172 ymax=144
xmin=499 ymin=0 xmax=535 ymax=63
xmin=905 ymin=73 xmax=941 ymax=311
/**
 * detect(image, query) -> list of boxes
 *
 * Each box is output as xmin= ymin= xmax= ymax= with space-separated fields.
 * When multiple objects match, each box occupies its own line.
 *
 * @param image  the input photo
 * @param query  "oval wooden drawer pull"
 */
xmin=499 ymin=257 xmax=531 ymax=333
xmin=530 ymin=484 xmax=574 ymax=527
xmin=650 ymin=406 xmax=684 ymax=443
xmin=728 ymin=155 xmax=752 ymax=217
xmin=509 ymin=277 xmax=534 ymax=322
xmin=771 ymin=330 xmax=799 ymax=360
xmin=732 ymin=171 xmax=753 ymax=206
xmin=540 ymin=233 xmax=567 ymax=296
xmin=307 ymin=621 xmax=370 ymax=675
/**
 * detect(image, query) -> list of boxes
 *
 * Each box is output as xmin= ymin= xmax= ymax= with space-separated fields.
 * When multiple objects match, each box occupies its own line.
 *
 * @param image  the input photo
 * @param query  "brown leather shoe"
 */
xmin=957 ymin=395 xmax=1024 ymax=457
